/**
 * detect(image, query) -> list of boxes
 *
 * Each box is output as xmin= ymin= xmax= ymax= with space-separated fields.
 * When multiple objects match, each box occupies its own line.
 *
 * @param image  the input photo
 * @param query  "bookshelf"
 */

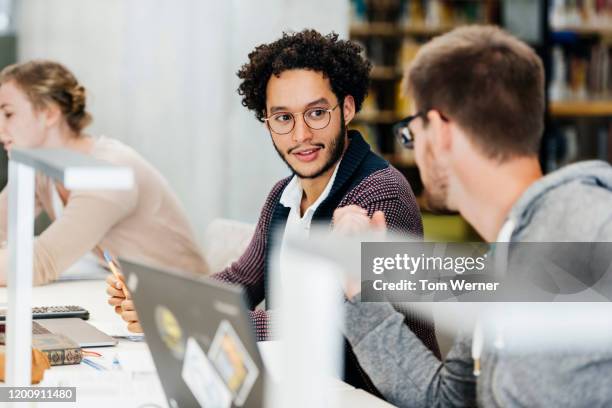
xmin=350 ymin=22 xmax=461 ymax=37
xmin=550 ymin=100 xmax=612 ymax=117
xmin=547 ymin=0 xmax=612 ymax=171
xmin=369 ymin=65 xmax=403 ymax=80
xmin=553 ymin=26 xmax=612 ymax=37
xmin=350 ymin=22 xmax=399 ymax=36
xmin=348 ymin=0 xmax=612 ymax=241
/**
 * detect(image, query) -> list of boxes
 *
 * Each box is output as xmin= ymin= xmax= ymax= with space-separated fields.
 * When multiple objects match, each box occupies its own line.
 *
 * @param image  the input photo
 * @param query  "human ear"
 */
xmin=342 ymin=95 xmax=356 ymax=125
xmin=42 ymin=103 xmax=62 ymax=129
xmin=427 ymin=110 xmax=452 ymax=158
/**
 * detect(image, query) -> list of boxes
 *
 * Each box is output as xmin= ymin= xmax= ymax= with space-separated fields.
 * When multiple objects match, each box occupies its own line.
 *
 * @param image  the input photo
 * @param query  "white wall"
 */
xmin=16 ymin=0 xmax=348 ymax=242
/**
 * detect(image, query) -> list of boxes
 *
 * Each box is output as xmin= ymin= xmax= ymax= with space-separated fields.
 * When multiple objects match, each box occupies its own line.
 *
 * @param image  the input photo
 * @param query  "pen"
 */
xmin=112 ymin=334 xmax=145 ymax=342
xmin=103 ymin=250 xmax=129 ymax=298
xmin=82 ymin=357 xmax=107 ymax=371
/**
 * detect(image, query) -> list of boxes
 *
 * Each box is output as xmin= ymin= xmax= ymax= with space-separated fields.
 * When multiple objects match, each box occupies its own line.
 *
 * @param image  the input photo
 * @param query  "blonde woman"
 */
xmin=0 ymin=60 xmax=209 ymax=286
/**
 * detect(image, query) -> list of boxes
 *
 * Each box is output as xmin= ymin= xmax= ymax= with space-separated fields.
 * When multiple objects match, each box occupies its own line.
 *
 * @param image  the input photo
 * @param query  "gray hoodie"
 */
xmin=343 ymin=160 xmax=612 ymax=407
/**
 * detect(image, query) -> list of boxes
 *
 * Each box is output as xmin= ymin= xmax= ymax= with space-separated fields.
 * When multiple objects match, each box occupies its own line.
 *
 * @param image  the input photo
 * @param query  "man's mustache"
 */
xmin=287 ymin=143 xmax=325 ymax=154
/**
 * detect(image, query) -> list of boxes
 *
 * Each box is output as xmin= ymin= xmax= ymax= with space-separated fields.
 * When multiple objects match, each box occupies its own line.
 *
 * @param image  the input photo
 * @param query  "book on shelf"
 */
xmin=398 ymin=38 xmax=420 ymax=67
xmin=549 ymin=43 xmax=612 ymax=102
xmin=350 ymin=0 xmax=495 ymax=28
xmin=588 ymin=43 xmax=610 ymax=96
xmin=399 ymin=0 xmax=492 ymax=28
xmin=545 ymin=121 xmax=612 ymax=172
xmin=32 ymin=334 xmax=82 ymax=366
xmin=395 ymin=81 xmax=411 ymax=118
xmin=550 ymin=0 xmax=612 ymax=31
xmin=350 ymin=0 xmax=368 ymax=24
xmin=395 ymin=39 xmax=421 ymax=116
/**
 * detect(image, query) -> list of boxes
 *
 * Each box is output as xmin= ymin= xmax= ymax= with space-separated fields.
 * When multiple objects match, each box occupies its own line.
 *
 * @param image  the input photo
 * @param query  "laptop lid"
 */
xmin=36 ymin=318 xmax=117 ymax=348
xmin=121 ymin=259 xmax=265 ymax=408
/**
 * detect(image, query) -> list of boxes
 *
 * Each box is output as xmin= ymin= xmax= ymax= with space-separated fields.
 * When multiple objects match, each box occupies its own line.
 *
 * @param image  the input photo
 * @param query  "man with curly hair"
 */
xmin=108 ymin=29 xmax=439 ymax=395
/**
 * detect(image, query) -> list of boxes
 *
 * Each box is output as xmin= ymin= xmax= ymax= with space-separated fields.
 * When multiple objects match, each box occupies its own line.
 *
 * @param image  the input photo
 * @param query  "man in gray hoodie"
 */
xmin=333 ymin=25 xmax=612 ymax=407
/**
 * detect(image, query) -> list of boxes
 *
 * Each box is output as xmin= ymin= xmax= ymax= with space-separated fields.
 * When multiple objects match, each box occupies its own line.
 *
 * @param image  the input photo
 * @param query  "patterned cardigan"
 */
xmin=212 ymin=131 xmax=440 ymax=361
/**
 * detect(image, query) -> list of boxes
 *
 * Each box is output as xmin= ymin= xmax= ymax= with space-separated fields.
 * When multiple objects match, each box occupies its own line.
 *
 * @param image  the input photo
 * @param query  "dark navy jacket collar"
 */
xmin=327 ymin=129 xmax=373 ymax=200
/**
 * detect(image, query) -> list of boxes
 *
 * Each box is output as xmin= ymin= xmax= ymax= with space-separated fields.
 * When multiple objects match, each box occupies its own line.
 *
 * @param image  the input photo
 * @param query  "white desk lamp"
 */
xmin=5 ymin=148 xmax=133 ymax=385
xmin=269 ymin=233 xmax=345 ymax=408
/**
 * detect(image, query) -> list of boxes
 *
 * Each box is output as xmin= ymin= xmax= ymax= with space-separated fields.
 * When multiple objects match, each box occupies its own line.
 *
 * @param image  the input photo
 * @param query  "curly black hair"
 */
xmin=237 ymin=29 xmax=372 ymax=123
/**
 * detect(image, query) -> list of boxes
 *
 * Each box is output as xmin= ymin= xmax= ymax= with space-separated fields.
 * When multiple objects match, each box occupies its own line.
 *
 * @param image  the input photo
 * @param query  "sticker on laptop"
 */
xmin=126 ymin=272 xmax=139 ymax=293
xmin=154 ymin=305 xmax=185 ymax=359
xmin=182 ymin=337 xmax=231 ymax=408
xmin=208 ymin=320 xmax=259 ymax=406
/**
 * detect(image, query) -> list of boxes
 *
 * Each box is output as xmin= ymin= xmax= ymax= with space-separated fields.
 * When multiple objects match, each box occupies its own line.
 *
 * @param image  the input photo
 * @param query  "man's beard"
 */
xmin=423 ymin=182 xmax=451 ymax=213
xmin=272 ymin=111 xmax=346 ymax=179
xmin=421 ymin=158 xmax=453 ymax=214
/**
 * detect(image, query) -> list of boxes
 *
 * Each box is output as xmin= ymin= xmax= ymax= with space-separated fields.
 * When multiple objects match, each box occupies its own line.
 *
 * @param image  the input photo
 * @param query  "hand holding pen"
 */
xmin=103 ymin=251 xmax=143 ymax=334
xmin=103 ymin=250 xmax=129 ymax=298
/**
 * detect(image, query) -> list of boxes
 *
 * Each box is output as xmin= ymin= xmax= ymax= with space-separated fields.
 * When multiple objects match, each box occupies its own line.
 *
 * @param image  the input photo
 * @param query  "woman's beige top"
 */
xmin=0 ymin=136 xmax=209 ymax=285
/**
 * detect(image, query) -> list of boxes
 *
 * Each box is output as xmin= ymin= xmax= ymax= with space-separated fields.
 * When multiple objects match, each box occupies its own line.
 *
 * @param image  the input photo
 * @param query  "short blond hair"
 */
xmin=406 ymin=25 xmax=545 ymax=160
xmin=0 ymin=60 xmax=92 ymax=133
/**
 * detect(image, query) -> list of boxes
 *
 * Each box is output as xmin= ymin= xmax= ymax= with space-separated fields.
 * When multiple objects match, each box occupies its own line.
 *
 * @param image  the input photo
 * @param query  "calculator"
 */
xmin=0 ymin=305 xmax=90 ymax=321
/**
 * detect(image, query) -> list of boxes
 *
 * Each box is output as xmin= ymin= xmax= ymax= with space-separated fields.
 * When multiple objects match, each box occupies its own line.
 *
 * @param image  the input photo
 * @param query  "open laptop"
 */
xmin=122 ymin=259 xmax=265 ymax=408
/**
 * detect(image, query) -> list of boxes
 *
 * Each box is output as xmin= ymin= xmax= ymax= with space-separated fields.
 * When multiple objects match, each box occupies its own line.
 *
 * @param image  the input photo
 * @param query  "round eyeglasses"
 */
xmin=393 ymin=112 xmax=423 ymax=149
xmin=264 ymin=104 xmax=340 ymax=135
